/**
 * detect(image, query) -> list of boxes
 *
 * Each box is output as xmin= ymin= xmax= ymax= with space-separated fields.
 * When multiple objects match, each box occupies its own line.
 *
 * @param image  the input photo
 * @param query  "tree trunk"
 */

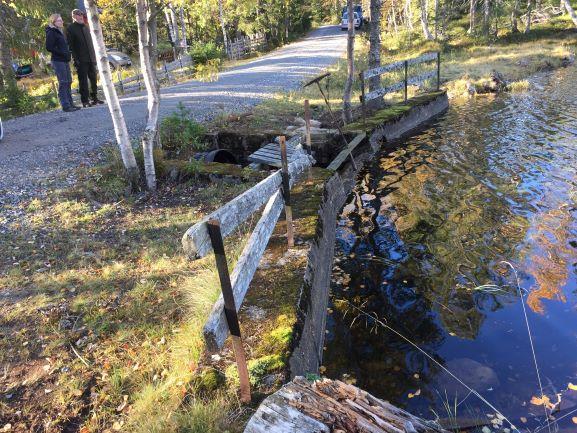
xmin=561 ymin=0 xmax=577 ymax=26
xmin=179 ymin=6 xmax=187 ymax=50
xmin=420 ymin=0 xmax=434 ymax=39
xmin=511 ymin=0 xmax=519 ymax=32
xmin=525 ymin=0 xmax=532 ymax=33
xmin=468 ymin=0 xmax=477 ymax=33
xmin=434 ymin=0 xmax=439 ymax=38
xmin=483 ymin=0 xmax=490 ymax=36
xmin=342 ymin=0 xmax=355 ymax=124
xmin=404 ymin=0 xmax=414 ymax=30
xmin=0 ymin=4 xmax=15 ymax=93
xmin=84 ymin=0 xmax=139 ymax=185
xmin=218 ymin=0 xmax=229 ymax=56
xmin=148 ymin=0 xmax=159 ymax=66
xmin=136 ymin=0 xmax=159 ymax=191
xmin=368 ymin=0 xmax=382 ymax=109
xmin=169 ymin=3 xmax=180 ymax=56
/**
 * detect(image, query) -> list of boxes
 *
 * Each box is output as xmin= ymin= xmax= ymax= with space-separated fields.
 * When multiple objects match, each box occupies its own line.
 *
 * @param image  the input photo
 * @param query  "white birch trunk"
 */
xmin=169 ymin=4 xmax=180 ymax=54
xmin=218 ymin=0 xmax=229 ymax=56
xmin=511 ymin=0 xmax=519 ymax=32
xmin=404 ymin=0 xmax=414 ymax=30
xmin=525 ymin=0 xmax=532 ymax=32
xmin=561 ymin=0 xmax=577 ymax=26
xmin=368 ymin=0 xmax=382 ymax=109
xmin=468 ymin=0 xmax=477 ymax=33
xmin=483 ymin=0 xmax=490 ymax=35
xmin=179 ymin=6 xmax=187 ymax=50
xmin=342 ymin=0 xmax=355 ymax=124
xmin=420 ymin=0 xmax=434 ymax=39
xmin=84 ymin=0 xmax=139 ymax=183
xmin=136 ymin=0 xmax=159 ymax=191
xmin=434 ymin=0 xmax=439 ymax=38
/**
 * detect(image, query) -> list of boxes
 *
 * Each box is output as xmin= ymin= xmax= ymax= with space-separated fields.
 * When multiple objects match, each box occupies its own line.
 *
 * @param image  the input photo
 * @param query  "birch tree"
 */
xmin=218 ymin=0 xmax=229 ymax=56
xmin=404 ymin=0 xmax=414 ymax=30
xmin=561 ymin=0 xmax=577 ymax=27
xmin=483 ymin=0 xmax=490 ymax=36
xmin=84 ymin=0 xmax=139 ymax=184
xmin=511 ymin=0 xmax=519 ymax=32
xmin=525 ymin=0 xmax=532 ymax=33
xmin=0 ymin=4 xmax=16 ymax=93
xmin=368 ymin=0 xmax=382 ymax=109
xmin=136 ymin=0 xmax=160 ymax=190
xmin=420 ymin=0 xmax=434 ymax=40
xmin=342 ymin=0 xmax=355 ymax=124
xmin=468 ymin=0 xmax=477 ymax=33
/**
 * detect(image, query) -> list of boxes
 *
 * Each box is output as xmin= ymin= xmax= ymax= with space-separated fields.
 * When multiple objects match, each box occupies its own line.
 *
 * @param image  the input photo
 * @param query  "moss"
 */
xmin=247 ymin=354 xmax=286 ymax=386
xmin=192 ymin=368 xmax=225 ymax=395
xmin=344 ymin=91 xmax=446 ymax=132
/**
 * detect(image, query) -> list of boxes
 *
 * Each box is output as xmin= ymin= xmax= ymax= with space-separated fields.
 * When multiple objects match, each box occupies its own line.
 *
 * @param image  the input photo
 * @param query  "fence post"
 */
xmin=436 ymin=51 xmax=441 ymax=91
xmin=279 ymin=136 xmax=294 ymax=248
xmin=206 ymin=219 xmax=252 ymax=404
xmin=136 ymin=69 xmax=142 ymax=91
xmin=117 ymin=70 xmax=124 ymax=94
xmin=404 ymin=60 xmax=408 ymax=102
xmin=359 ymin=72 xmax=367 ymax=129
xmin=304 ymin=99 xmax=312 ymax=155
xmin=163 ymin=61 xmax=170 ymax=82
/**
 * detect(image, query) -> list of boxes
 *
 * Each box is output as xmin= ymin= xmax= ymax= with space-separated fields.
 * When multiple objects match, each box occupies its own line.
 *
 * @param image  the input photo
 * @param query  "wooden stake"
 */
xmin=404 ymin=60 xmax=408 ymax=102
xmin=117 ymin=70 xmax=124 ymax=94
xmin=359 ymin=72 xmax=367 ymax=129
xmin=279 ymin=136 xmax=294 ymax=248
xmin=206 ymin=219 xmax=251 ymax=403
xmin=304 ymin=99 xmax=312 ymax=155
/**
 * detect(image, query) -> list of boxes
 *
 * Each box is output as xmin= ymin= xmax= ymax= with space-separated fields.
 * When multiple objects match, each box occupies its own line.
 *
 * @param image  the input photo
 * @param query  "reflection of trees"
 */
xmin=522 ymin=206 xmax=572 ymax=314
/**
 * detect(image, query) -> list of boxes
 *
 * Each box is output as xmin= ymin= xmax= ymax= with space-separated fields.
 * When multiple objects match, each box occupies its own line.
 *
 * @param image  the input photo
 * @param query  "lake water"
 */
xmin=325 ymin=66 xmax=577 ymax=433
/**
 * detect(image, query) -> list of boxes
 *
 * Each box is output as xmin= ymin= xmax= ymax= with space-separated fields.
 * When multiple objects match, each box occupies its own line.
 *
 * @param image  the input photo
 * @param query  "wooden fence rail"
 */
xmin=359 ymin=51 xmax=440 ymax=112
xmin=227 ymin=33 xmax=267 ymax=60
xmin=181 ymin=136 xmax=313 ymax=400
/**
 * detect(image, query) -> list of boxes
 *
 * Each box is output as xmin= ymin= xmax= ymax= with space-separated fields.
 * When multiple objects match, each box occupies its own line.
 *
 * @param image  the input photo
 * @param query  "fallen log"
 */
xmin=244 ymin=377 xmax=450 ymax=433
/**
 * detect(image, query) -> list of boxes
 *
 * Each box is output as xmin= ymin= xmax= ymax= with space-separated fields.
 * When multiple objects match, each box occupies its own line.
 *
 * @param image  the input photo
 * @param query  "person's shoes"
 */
xmin=71 ymin=105 xmax=82 ymax=111
xmin=82 ymin=102 xmax=92 ymax=108
xmin=63 ymin=106 xmax=78 ymax=112
xmin=92 ymin=99 xmax=105 ymax=105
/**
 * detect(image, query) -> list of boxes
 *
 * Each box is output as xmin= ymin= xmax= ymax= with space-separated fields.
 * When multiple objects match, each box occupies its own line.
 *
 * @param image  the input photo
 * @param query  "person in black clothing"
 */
xmin=46 ymin=14 xmax=80 ymax=112
xmin=67 ymin=9 xmax=104 ymax=107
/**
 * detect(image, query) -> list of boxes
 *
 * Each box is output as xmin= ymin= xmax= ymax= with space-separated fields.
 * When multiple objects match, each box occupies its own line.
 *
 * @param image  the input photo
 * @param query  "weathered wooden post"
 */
xmin=206 ymin=219 xmax=251 ymax=403
xmin=304 ymin=99 xmax=312 ymax=155
xmin=116 ymin=70 xmax=124 ymax=94
xmin=404 ymin=60 xmax=408 ymax=102
xmin=279 ymin=136 xmax=294 ymax=248
xmin=136 ymin=69 xmax=142 ymax=91
xmin=163 ymin=61 xmax=170 ymax=82
xmin=359 ymin=72 xmax=367 ymax=128
xmin=436 ymin=51 xmax=441 ymax=91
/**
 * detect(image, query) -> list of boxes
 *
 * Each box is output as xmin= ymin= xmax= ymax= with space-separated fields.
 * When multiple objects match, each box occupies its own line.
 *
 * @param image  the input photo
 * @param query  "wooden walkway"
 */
xmin=248 ymin=136 xmax=303 ymax=168
xmin=244 ymin=377 xmax=450 ymax=433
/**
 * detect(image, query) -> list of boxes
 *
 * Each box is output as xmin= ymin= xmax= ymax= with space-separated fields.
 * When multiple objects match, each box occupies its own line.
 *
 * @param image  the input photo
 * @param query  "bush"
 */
xmin=160 ymin=103 xmax=207 ymax=155
xmin=188 ymin=41 xmax=223 ymax=65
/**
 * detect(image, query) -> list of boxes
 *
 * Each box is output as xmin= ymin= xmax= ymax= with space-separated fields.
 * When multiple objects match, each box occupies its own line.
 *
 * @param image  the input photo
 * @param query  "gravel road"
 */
xmin=0 ymin=25 xmax=346 ymax=224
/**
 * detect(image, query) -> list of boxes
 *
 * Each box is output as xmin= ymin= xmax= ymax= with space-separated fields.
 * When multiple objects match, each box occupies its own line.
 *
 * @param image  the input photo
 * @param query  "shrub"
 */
xmin=160 ymin=103 xmax=207 ymax=155
xmin=188 ymin=41 xmax=223 ymax=65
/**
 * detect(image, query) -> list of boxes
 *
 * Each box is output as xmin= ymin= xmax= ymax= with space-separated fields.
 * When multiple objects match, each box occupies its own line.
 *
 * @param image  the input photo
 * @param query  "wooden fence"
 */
xmin=181 ymin=135 xmax=312 ymax=401
xmin=359 ymin=51 xmax=440 ymax=112
xmin=227 ymin=33 xmax=267 ymax=60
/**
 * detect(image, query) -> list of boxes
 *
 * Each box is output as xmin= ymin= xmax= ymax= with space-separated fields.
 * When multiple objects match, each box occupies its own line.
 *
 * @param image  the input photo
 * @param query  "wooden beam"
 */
xmin=203 ymin=190 xmax=285 ymax=351
xmin=327 ymin=132 xmax=366 ymax=171
xmin=407 ymin=70 xmax=437 ymax=86
xmin=182 ymin=152 xmax=312 ymax=259
xmin=364 ymin=81 xmax=405 ymax=102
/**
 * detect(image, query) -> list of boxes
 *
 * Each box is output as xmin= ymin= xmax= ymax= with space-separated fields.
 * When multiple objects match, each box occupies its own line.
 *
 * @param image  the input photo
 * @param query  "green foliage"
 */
xmin=0 ymin=83 xmax=58 ymax=118
xmin=189 ymin=41 xmax=223 ymax=65
xmin=160 ymin=103 xmax=207 ymax=155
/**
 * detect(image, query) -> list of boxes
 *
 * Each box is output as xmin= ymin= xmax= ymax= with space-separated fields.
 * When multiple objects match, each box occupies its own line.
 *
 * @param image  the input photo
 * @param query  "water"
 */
xmin=325 ymin=66 xmax=577 ymax=433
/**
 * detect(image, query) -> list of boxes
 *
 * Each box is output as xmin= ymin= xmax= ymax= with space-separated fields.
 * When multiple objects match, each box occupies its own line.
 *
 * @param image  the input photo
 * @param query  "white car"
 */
xmin=341 ymin=12 xmax=361 ymax=30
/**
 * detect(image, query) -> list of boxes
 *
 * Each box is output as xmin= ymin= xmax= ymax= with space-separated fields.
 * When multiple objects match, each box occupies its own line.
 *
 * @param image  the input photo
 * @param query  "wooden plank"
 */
xmin=362 ymin=59 xmax=405 ymax=80
xmin=364 ymin=81 xmax=405 ymax=102
xmin=327 ymin=132 xmax=366 ymax=171
xmin=182 ymin=151 xmax=311 ymax=259
xmin=407 ymin=51 xmax=437 ymax=66
xmin=407 ymin=70 xmax=437 ymax=86
xmin=203 ymin=190 xmax=285 ymax=351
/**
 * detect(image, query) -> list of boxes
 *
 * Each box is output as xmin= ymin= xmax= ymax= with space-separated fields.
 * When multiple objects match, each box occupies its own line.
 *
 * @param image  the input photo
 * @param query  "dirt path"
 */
xmin=0 ymin=26 xmax=346 ymax=220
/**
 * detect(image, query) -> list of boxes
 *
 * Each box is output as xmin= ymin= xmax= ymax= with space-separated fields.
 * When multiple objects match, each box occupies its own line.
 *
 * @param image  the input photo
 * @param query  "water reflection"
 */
xmin=325 ymin=66 xmax=577 ymax=432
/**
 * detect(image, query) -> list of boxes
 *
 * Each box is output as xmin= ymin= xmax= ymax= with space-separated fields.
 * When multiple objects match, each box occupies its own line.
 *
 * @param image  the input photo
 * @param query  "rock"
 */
xmin=465 ymin=81 xmax=476 ymax=96
xmin=561 ymin=53 xmax=575 ymax=66
xmin=490 ymin=70 xmax=508 ymax=92
xmin=435 ymin=358 xmax=499 ymax=397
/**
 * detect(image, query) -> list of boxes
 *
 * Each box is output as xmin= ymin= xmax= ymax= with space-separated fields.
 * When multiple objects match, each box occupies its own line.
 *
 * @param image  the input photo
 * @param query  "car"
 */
xmin=342 ymin=5 xmax=364 ymax=25
xmin=341 ymin=11 xmax=361 ymax=30
xmin=107 ymin=48 xmax=132 ymax=70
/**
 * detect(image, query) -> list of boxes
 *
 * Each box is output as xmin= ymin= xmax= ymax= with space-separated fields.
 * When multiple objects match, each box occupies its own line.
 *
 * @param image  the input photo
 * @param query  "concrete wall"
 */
xmin=289 ymin=92 xmax=449 ymax=377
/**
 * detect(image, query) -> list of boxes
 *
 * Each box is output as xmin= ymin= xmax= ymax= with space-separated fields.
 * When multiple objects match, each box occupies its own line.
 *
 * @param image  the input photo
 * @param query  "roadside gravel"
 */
xmin=0 ymin=26 xmax=346 ymax=230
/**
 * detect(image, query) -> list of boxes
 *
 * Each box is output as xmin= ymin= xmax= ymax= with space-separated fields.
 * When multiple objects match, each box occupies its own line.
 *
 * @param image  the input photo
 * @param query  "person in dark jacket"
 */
xmin=46 ymin=14 xmax=80 ymax=112
xmin=67 ymin=9 xmax=104 ymax=107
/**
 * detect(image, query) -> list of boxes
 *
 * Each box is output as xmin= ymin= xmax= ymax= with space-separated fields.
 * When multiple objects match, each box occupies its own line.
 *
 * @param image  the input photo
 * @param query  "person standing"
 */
xmin=67 ymin=9 xmax=104 ymax=107
xmin=46 ymin=14 xmax=80 ymax=112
